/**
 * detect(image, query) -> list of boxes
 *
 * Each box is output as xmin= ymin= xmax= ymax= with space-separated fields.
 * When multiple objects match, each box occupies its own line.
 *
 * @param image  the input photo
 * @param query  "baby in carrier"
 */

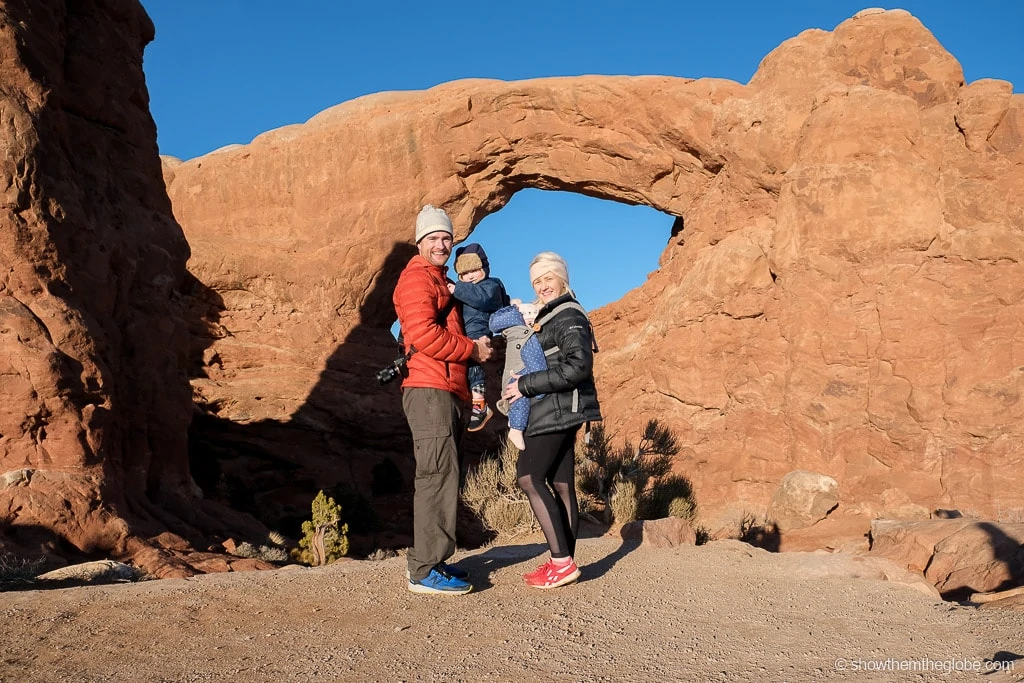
xmin=489 ymin=299 xmax=544 ymax=450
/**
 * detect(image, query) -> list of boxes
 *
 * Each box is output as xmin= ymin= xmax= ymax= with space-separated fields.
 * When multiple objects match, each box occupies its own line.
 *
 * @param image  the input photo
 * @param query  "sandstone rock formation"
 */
xmin=869 ymin=519 xmax=1024 ymax=596
xmin=0 ymin=0 xmax=261 ymax=573
xmin=163 ymin=9 xmax=1023 ymax=536
xmin=4 ymin=1 xmax=1021 ymax=573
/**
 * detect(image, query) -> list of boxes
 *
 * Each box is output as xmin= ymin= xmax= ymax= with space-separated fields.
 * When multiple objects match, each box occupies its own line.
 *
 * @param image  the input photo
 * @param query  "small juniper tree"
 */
xmin=292 ymin=490 xmax=349 ymax=566
xmin=578 ymin=419 xmax=696 ymax=525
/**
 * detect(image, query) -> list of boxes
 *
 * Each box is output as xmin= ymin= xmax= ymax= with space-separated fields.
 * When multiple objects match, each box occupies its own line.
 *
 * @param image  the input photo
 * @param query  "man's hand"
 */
xmin=447 ymin=282 xmax=456 ymax=294
xmin=470 ymin=336 xmax=493 ymax=363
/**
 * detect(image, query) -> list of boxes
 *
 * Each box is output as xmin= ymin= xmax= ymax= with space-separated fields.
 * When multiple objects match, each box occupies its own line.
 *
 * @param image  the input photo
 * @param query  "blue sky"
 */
xmin=140 ymin=1 xmax=1022 ymax=310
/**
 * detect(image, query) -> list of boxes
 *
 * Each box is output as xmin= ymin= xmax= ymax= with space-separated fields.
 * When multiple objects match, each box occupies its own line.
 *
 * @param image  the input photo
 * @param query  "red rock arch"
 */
xmin=166 ymin=9 xmax=1024 ymax=535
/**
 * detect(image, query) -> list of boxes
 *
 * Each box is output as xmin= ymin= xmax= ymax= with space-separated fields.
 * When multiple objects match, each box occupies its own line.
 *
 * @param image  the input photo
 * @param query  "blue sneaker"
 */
xmin=405 ymin=562 xmax=470 ymax=581
xmin=439 ymin=562 xmax=469 ymax=580
xmin=408 ymin=566 xmax=472 ymax=595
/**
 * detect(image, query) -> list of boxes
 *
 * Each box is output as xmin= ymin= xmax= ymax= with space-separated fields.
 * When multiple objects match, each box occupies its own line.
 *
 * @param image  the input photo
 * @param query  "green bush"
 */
xmin=638 ymin=473 xmax=695 ymax=520
xmin=578 ymin=419 xmax=697 ymax=525
xmin=291 ymin=490 xmax=349 ymax=566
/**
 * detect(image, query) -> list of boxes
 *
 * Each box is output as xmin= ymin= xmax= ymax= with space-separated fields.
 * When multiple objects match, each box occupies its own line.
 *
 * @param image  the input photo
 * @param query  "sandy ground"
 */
xmin=1 ymin=535 xmax=1022 ymax=682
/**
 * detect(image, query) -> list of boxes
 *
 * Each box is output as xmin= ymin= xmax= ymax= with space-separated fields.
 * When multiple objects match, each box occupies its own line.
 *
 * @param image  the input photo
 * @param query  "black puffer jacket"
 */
xmin=516 ymin=293 xmax=602 ymax=436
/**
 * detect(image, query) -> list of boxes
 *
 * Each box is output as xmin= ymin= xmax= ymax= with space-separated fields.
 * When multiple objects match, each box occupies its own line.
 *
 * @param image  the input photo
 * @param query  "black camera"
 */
xmin=376 ymin=354 xmax=409 ymax=385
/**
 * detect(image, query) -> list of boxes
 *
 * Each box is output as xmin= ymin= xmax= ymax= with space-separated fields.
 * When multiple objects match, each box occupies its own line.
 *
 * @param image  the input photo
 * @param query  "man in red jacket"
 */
xmin=394 ymin=204 xmax=492 ymax=595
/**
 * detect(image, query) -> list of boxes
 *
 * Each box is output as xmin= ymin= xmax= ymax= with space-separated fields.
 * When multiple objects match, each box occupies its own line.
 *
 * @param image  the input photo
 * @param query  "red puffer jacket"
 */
xmin=393 ymin=254 xmax=474 ymax=401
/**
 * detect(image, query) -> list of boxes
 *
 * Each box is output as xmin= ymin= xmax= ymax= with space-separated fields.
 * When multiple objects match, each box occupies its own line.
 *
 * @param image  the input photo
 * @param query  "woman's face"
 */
xmin=532 ymin=271 xmax=565 ymax=305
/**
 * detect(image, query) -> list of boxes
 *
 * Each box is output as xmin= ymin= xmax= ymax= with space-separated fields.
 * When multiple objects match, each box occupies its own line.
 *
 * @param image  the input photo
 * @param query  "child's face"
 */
xmin=518 ymin=302 xmax=540 ymax=326
xmin=459 ymin=268 xmax=485 ymax=283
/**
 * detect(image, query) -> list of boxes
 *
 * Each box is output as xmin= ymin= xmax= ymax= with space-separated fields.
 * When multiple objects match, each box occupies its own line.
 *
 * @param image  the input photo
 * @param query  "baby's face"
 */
xmin=459 ymin=268 xmax=485 ymax=283
xmin=518 ymin=302 xmax=540 ymax=326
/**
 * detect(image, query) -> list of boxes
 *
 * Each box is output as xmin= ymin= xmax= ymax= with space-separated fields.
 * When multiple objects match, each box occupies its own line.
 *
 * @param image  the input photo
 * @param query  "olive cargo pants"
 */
xmin=402 ymin=387 xmax=465 ymax=581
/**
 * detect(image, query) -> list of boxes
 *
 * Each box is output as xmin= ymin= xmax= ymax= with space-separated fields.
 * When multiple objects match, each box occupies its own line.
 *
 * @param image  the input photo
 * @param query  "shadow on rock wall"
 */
xmin=184 ymin=243 xmax=500 ymax=555
xmin=962 ymin=523 xmax=1024 ymax=601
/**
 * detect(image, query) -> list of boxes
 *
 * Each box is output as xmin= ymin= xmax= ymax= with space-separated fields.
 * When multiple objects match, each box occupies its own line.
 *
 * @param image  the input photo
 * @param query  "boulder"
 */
xmin=869 ymin=519 xmax=1024 ymax=595
xmin=767 ymin=470 xmax=839 ymax=531
xmin=620 ymin=517 xmax=697 ymax=548
xmin=36 ymin=560 xmax=142 ymax=585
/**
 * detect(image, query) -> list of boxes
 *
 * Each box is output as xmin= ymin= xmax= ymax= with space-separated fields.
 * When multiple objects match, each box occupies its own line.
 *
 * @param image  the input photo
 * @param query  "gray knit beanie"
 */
xmin=415 ymin=205 xmax=453 ymax=243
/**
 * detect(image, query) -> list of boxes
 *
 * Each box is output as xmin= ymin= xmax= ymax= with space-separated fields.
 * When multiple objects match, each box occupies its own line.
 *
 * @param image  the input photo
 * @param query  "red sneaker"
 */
xmin=524 ymin=558 xmax=580 ymax=589
xmin=522 ymin=560 xmax=552 ymax=583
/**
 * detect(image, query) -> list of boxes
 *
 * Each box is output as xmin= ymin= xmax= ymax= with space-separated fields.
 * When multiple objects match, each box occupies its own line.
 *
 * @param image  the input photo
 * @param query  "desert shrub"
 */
xmin=574 ymin=445 xmax=603 ymax=520
xmin=609 ymin=476 xmax=638 ymax=524
xmin=0 ymin=551 xmax=44 ymax=584
xmin=738 ymin=513 xmax=780 ymax=551
xmin=291 ymin=490 xmax=349 ymax=566
xmin=578 ymin=419 xmax=697 ymax=525
xmin=461 ymin=439 xmax=537 ymax=536
xmin=463 ymin=419 xmax=696 ymax=532
xmin=230 ymin=531 xmax=290 ymax=563
xmin=638 ymin=473 xmax=695 ymax=520
xmin=366 ymin=548 xmax=398 ymax=561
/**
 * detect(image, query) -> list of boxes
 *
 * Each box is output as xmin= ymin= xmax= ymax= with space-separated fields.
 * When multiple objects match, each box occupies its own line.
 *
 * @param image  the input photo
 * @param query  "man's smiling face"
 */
xmin=418 ymin=231 xmax=453 ymax=267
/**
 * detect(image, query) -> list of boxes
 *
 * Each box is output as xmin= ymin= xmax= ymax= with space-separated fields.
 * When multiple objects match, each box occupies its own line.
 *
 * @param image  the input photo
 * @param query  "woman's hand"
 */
xmin=502 ymin=373 xmax=524 ymax=403
xmin=447 ymin=282 xmax=456 ymax=294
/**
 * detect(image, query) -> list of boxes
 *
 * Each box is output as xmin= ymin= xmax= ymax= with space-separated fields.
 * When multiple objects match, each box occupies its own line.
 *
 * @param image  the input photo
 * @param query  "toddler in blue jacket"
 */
xmin=448 ymin=243 xmax=509 ymax=431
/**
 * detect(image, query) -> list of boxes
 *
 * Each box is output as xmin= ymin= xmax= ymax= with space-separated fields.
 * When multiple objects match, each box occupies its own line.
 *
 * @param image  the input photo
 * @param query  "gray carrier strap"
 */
xmin=534 ymin=301 xmax=599 ymax=353
xmin=534 ymin=301 xmax=587 ymax=328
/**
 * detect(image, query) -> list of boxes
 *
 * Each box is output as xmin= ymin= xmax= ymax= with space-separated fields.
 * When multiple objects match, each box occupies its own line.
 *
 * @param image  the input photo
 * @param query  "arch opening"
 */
xmin=466 ymin=189 xmax=675 ymax=310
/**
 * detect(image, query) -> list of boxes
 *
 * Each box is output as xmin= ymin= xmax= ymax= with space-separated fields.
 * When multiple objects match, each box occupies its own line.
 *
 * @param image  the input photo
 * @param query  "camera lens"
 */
xmin=376 ymin=363 xmax=401 ymax=385
xmin=375 ymin=355 xmax=408 ymax=385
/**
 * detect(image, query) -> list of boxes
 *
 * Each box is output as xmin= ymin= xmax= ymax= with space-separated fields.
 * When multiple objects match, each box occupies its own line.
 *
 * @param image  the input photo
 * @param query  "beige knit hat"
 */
xmin=415 ymin=205 xmax=453 ymax=243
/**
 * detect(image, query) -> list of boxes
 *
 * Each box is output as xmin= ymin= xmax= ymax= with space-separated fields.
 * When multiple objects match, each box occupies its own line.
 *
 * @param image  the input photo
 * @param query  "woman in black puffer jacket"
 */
xmin=502 ymin=252 xmax=601 ymax=589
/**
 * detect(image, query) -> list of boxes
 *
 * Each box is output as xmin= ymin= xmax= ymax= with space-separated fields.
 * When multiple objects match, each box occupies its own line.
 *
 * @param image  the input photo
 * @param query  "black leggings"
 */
xmin=517 ymin=426 xmax=580 ymax=559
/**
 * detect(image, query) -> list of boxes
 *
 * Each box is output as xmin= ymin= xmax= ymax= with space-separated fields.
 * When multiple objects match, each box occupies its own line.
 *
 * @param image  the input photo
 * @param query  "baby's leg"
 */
xmin=467 ymin=362 xmax=492 ymax=432
xmin=468 ymin=362 xmax=487 ymax=403
xmin=508 ymin=428 xmax=525 ymax=451
xmin=508 ymin=395 xmax=530 ymax=450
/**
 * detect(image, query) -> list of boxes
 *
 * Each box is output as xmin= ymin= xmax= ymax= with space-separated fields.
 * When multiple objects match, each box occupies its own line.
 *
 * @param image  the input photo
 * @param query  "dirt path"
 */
xmin=1 ymin=536 xmax=1021 ymax=682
